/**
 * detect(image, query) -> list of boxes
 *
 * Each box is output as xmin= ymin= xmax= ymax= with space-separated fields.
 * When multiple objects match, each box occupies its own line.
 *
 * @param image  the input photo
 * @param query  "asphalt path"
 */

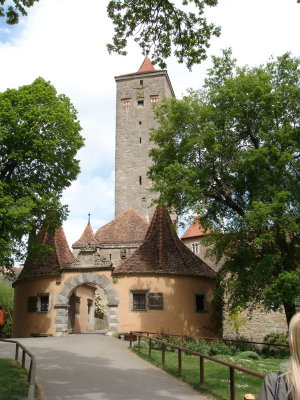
xmin=0 ymin=334 xmax=209 ymax=400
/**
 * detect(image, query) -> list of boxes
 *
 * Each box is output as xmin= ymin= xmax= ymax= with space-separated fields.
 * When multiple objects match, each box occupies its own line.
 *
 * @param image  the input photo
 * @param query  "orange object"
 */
xmin=0 ymin=309 xmax=4 ymax=326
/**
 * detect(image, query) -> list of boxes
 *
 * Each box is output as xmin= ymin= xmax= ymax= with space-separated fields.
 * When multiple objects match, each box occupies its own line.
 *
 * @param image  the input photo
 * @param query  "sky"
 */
xmin=0 ymin=0 xmax=299 ymax=249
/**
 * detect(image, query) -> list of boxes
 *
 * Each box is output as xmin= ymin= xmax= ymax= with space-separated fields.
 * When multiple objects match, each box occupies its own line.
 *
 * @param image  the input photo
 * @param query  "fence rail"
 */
xmin=130 ymin=332 xmax=264 ymax=400
xmin=0 ymin=339 xmax=36 ymax=400
xmin=132 ymin=330 xmax=289 ymax=348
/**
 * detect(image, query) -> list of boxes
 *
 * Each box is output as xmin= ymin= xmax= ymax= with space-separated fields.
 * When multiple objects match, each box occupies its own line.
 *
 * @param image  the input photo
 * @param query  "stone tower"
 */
xmin=114 ymin=58 xmax=175 ymax=221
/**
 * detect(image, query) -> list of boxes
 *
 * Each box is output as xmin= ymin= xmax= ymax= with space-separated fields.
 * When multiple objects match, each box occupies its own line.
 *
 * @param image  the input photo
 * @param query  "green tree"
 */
xmin=0 ymin=0 xmax=220 ymax=69
xmin=0 ymin=77 xmax=84 ymax=267
xmin=149 ymin=51 xmax=300 ymax=324
xmin=0 ymin=281 xmax=14 ymax=337
xmin=107 ymin=0 xmax=220 ymax=69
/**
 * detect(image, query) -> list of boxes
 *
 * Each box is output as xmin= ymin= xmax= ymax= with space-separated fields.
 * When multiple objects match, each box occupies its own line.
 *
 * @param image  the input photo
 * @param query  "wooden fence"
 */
xmin=130 ymin=332 xmax=264 ymax=400
xmin=0 ymin=339 xmax=36 ymax=400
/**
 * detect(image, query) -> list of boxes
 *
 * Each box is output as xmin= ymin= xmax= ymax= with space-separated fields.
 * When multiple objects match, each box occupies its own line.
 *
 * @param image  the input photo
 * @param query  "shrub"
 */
xmin=0 ymin=281 xmax=14 ymax=338
xmin=231 ymin=336 xmax=256 ymax=352
xmin=264 ymin=332 xmax=288 ymax=345
xmin=262 ymin=332 xmax=289 ymax=357
xmin=208 ymin=340 xmax=236 ymax=356
xmin=94 ymin=294 xmax=105 ymax=319
xmin=133 ymin=339 xmax=149 ymax=349
xmin=239 ymin=351 xmax=260 ymax=360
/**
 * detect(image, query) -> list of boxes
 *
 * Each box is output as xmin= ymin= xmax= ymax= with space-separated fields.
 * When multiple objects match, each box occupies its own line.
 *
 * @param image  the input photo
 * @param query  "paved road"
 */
xmin=0 ymin=334 xmax=207 ymax=400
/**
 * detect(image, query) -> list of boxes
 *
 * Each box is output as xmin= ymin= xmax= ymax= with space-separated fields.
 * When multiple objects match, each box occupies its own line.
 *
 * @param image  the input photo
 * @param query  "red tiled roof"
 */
xmin=72 ymin=223 xmax=98 ymax=247
xmin=138 ymin=57 xmax=156 ymax=73
xmin=181 ymin=219 xmax=207 ymax=239
xmin=18 ymin=226 xmax=74 ymax=281
xmin=114 ymin=206 xmax=216 ymax=277
xmin=95 ymin=209 xmax=149 ymax=245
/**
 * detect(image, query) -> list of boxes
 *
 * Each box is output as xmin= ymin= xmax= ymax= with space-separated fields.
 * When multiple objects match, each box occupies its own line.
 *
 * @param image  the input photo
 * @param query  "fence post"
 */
xmin=229 ymin=366 xmax=235 ymax=400
xmin=178 ymin=349 xmax=182 ymax=376
xmin=138 ymin=335 xmax=141 ymax=352
xmin=200 ymin=356 xmax=204 ymax=384
xmin=162 ymin=343 xmax=165 ymax=366
xmin=15 ymin=343 xmax=19 ymax=361
xmin=22 ymin=349 xmax=26 ymax=368
xmin=148 ymin=339 xmax=152 ymax=358
xmin=28 ymin=356 xmax=36 ymax=400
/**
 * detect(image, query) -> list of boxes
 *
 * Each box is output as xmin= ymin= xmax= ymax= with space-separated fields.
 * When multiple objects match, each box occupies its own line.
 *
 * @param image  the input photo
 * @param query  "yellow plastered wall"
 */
xmin=13 ymin=278 xmax=58 ymax=337
xmin=114 ymin=274 xmax=216 ymax=336
xmin=13 ymin=271 xmax=216 ymax=338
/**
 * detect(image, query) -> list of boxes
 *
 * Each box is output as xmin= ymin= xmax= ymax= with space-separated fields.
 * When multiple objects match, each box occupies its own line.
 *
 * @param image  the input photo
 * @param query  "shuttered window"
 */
xmin=148 ymin=293 xmax=164 ymax=310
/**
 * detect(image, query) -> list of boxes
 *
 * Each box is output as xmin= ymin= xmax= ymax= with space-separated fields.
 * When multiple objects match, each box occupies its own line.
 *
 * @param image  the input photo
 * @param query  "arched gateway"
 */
xmin=55 ymin=273 xmax=119 ymax=336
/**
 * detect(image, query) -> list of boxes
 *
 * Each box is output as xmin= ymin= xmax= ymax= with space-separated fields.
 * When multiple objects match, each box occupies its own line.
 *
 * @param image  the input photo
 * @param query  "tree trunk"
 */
xmin=283 ymin=301 xmax=297 ymax=326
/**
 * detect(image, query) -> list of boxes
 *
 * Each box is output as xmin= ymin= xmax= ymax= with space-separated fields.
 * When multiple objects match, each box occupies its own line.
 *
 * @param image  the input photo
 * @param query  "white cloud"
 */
xmin=1 ymin=0 xmax=300 ymax=247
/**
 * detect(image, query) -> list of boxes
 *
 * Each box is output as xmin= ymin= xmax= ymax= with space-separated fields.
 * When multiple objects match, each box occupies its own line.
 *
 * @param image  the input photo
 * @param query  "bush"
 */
xmin=133 ymin=339 xmax=149 ymax=349
xmin=207 ymin=340 xmax=236 ymax=356
xmin=239 ymin=351 xmax=260 ymax=360
xmin=231 ymin=336 xmax=256 ymax=352
xmin=264 ymin=332 xmax=288 ymax=345
xmin=0 ymin=281 xmax=14 ymax=338
xmin=262 ymin=332 xmax=289 ymax=357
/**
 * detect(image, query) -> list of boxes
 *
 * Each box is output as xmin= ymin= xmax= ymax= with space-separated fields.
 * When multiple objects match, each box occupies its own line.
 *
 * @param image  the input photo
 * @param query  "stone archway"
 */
xmin=54 ymin=273 xmax=119 ymax=336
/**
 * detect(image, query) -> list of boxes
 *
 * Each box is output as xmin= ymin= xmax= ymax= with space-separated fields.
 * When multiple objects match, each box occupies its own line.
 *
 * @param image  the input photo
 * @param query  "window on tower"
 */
xmin=150 ymin=95 xmax=159 ymax=104
xmin=121 ymin=98 xmax=131 ymax=108
xmin=137 ymin=100 xmax=144 ymax=108
xmin=140 ymin=80 xmax=143 ymax=86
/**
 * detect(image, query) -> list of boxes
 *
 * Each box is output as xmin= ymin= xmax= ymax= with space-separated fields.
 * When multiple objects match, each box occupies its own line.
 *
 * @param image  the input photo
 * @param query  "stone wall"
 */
xmin=115 ymin=71 xmax=174 ymax=221
xmin=223 ymin=308 xmax=288 ymax=342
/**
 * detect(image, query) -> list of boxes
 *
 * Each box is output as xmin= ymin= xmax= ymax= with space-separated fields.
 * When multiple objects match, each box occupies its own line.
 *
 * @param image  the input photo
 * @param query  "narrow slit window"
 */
xmin=140 ymin=79 xmax=143 ymax=86
xmin=139 ymin=176 xmax=142 ymax=185
xmin=139 ymin=121 xmax=142 ymax=125
xmin=139 ymin=137 xmax=142 ymax=144
xmin=195 ymin=294 xmax=206 ymax=313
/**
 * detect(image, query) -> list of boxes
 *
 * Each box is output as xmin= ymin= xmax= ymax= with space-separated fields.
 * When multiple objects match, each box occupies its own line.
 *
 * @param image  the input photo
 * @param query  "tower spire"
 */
xmin=137 ymin=57 xmax=156 ymax=73
xmin=88 ymin=212 xmax=91 ymax=225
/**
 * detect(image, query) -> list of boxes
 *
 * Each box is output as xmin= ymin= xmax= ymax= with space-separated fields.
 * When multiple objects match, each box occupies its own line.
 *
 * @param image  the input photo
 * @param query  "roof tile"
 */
xmin=137 ymin=57 xmax=156 ymax=73
xmin=72 ymin=223 xmax=98 ymax=247
xmin=18 ymin=226 xmax=74 ymax=281
xmin=95 ymin=209 xmax=149 ymax=245
xmin=181 ymin=219 xmax=207 ymax=239
xmin=114 ymin=206 xmax=216 ymax=277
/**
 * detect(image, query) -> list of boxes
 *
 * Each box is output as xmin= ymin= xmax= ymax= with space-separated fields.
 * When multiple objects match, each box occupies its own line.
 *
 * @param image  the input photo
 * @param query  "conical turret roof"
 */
xmin=137 ymin=57 xmax=156 ymax=73
xmin=18 ymin=226 xmax=74 ymax=281
xmin=114 ymin=206 xmax=216 ymax=277
xmin=95 ymin=209 xmax=149 ymax=245
xmin=72 ymin=223 xmax=98 ymax=248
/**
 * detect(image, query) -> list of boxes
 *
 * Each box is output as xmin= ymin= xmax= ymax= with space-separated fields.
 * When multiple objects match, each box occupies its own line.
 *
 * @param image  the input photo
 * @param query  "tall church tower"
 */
xmin=114 ymin=58 xmax=175 ymax=221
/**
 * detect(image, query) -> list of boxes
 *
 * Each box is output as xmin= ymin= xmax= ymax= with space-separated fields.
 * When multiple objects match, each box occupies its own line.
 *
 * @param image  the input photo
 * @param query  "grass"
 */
xmin=132 ymin=346 xmax=288 ymax=400
xmin=0 ymin=358 xmax=41 ymax=400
